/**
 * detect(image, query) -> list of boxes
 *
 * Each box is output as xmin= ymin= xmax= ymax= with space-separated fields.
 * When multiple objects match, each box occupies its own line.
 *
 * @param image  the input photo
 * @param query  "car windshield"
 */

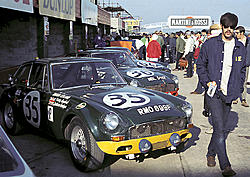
xmin=91 ymin=52 xmax=137 ymax=67
xmin=125 ymin=50 xmax=138 ymax=61
xmin=0 ymin=133 xmax=18 ymax=172
xmin=51 ymin=61 xmax=126 ymax=89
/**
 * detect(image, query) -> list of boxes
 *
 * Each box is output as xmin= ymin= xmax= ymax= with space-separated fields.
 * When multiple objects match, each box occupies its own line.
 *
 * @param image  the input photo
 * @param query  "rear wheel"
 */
xmin=3 ymin=102 xmax=21 ymax=135
xmin=65 ymin=116 xmax=104 ymax=172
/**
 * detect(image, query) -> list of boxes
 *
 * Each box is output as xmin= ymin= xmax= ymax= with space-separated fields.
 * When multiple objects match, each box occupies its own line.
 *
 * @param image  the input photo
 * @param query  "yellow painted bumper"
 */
xmin=96 ymin=129 xmax=192 ymax=155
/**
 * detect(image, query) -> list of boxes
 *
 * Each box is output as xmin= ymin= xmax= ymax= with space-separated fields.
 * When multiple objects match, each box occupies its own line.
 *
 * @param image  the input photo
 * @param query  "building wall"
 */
xmin=0 ymin=8 xmax=38 ymax=70
xmin=0 ymin=3 xmax=112 ymax=71
xmin=46 ymin=18 xmax=68 ymax=57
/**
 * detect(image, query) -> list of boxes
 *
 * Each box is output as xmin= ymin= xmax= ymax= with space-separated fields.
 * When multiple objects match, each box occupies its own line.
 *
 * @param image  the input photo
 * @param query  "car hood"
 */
xmin=135 ymin=60 xmax=168 ymax=70
xmin=118 ymin=67 xmax=174 ymax=86
xmin=66 ymin=85 xmax=185 ymax=125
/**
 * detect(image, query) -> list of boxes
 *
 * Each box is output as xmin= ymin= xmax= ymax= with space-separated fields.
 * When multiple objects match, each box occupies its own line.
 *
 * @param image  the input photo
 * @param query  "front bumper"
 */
xmin=96 ymin=129 xmax=192 ymax=155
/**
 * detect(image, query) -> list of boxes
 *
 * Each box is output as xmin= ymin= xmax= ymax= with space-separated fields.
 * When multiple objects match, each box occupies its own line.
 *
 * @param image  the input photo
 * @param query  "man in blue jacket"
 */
xmin=197 ymin=12 xmax=246 ymax=176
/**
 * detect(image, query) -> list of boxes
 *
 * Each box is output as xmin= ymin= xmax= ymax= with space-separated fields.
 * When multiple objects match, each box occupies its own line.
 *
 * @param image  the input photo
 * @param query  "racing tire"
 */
xmin=65 ymin=116 xmax=104 ymax=172
xmin=2 ymin=101 xmax=22 ymax=135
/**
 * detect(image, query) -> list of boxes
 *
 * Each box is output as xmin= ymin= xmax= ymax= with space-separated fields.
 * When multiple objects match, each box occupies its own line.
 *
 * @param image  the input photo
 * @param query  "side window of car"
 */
xmin=29 ymin=64 xmax=48 ymax=90
xmin=15 ymin=64 xmax=32 ymax=86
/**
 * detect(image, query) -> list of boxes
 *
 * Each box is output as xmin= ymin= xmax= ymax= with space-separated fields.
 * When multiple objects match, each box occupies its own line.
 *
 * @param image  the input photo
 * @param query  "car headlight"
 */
xmin=172 ymin=75 xmax=179 ymax=85
xmin=102 ymin=112 xmax=119 ymax=131
xmin=181 ymin=102 xmax=193 ymax=120
xmin=130 ymin=79 xmax=139 ymax=87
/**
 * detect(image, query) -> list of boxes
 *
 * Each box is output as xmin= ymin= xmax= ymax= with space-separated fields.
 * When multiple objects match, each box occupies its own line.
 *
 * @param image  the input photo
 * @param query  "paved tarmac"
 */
xmin=3 ymin=64 xmax=250 ymax=177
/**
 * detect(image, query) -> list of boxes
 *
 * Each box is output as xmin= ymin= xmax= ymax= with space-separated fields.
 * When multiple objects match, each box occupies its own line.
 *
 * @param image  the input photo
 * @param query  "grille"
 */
xmin=145 ymin=83 xmax=175 ymax=92
xmin=129 ymin=118 xmax=187 ymax=139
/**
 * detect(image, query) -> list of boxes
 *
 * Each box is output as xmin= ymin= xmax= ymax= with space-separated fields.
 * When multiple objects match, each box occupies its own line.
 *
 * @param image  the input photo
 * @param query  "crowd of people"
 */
xmin=132 ymin=23 xmax=250 ymax=109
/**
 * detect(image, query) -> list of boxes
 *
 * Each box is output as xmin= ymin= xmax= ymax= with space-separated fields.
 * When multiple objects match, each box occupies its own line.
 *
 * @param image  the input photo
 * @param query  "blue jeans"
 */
xmin=186 ymin=52 xmax=193 ymax=77
xmin=206 ymin=94 xmax=231 ymax=170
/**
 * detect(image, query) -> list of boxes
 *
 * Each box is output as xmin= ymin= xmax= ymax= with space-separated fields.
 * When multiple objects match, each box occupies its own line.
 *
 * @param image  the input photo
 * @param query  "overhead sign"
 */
xmin=81 ymin=0 xmax=98 ymax=26
xmin=124 ymin=20 xmax=140 ymax=27
xmin=39 ymin=0 xmax=75 ymax=21
xmin=0 ymin=0 xmax=33 ymax=13
xmin=168 ymin=16 xmax=211 ymax=29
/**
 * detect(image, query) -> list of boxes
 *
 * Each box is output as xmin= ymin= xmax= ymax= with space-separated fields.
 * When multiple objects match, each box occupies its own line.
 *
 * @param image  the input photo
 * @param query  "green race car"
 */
xmin=73 ymin=49 xmax=179 ymax=96
xmin=0 ymin=57 xmax=192 ymax=172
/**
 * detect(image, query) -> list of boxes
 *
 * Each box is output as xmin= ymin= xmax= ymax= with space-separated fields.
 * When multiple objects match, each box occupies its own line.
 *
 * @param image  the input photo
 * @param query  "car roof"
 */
xmin=83 ymin=49 xmax=126 ymax=54
xmin=98 ymin=47 xmax=129 ymax=50
xmin=21 ymin=57 xmax=111 ymax=65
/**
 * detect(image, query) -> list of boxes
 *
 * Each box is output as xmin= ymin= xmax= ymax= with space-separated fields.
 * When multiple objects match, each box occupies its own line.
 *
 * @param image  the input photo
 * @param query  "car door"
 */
xmin=23 ymin=63 xmax=50 ymax=130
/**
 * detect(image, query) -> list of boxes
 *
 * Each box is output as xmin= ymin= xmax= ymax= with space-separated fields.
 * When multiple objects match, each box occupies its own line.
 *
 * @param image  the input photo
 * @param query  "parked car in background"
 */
xmin=94 ymin=47 xmax=172 ymax=73
xmin=69 ymin=49 xmax=179 ymax=96
xmin=0 ymin=57 xmax=193 ymax=172
xmin=0 ymin=125 xmax=35 ymax=177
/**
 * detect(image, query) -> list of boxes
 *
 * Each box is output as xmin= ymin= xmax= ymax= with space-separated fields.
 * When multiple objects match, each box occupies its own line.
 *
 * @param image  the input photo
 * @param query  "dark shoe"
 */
xmin=222 ymin=166 xmax=236 ymax=176
xmin=190 ymin=91 xmax=201 ymax=94
xmin=184 ymin=76 xmax=191 ymax=78
xmin=207 ymin=156 xmax=216 ymax=167
xmin=241 ymin=100 xmax=249 ymax=107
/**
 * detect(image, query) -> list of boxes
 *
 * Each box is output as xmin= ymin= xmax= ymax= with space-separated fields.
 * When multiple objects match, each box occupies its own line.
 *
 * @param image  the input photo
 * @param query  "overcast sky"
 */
xmin=116 ymin=0 xmax=250 ymax=28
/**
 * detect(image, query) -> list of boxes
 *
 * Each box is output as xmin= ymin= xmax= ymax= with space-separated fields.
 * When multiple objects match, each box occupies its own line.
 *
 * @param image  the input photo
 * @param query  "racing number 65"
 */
xmin=23 ymin=91 xmax=41 ymax=128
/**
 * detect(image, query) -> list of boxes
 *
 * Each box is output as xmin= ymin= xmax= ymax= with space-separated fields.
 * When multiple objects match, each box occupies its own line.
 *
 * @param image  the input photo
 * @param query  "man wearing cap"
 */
xmin=197 ymin=12 xmax=246 ymax=176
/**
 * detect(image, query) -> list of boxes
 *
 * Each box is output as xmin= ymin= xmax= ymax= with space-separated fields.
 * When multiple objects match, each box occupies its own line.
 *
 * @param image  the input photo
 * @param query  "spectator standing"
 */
xmin=94 ymin=33 xmax=106 ymax=48
xmin=140 ymin=33 xmax=147 ymax=60
xmin=197 ymin=12 xmax=246 ymax=176
xmin=134 ymin=39 xmax=145 ymax=60
xmin=115 ymin=33 xmax=122 ymax=41
xmin=200 ymin=29 xmax=208 ymax=43
xmin=232 ymin=26 xmax=249 ymax=107
xmin=169 ymin=33 xmax=177 ymax=63
xmin=156 ymin=31 xmax=165 ymax=48
xmin=146 ymin=34 xmax=162 ymax=62
xmin=183 ymin=31 xmax=195 ymax=78
xmin=175 ymin=31 xmax=186 ymax=70
xmin=165 ymin=33 xmax=170 ymax=61
xmin=193 ymin=31 xmax=202 ymax=62
xmin=159 ymin=31 xmax=167 ymax=62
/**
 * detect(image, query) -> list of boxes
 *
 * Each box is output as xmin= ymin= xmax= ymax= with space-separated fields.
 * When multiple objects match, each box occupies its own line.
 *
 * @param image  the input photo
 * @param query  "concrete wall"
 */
xmin=46 ymin=18 xmax=68 ymax=57
xmin=0 ymin=8 xmax=38 ymax=70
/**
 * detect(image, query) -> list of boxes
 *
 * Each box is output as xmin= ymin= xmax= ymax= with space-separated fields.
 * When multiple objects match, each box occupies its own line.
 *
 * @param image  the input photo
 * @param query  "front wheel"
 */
xmin=64 ymin=116 xmax=104 ymax=172
xmin=3 ymin=102 xmax=22 ymax=135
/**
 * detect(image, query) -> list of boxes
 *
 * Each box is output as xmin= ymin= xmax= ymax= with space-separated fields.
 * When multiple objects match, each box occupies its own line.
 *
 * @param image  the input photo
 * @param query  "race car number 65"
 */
xmin=127 ymin=70 xmax=154 ymax=78
xmin=103 ymin=92 xmax=150 ymax=109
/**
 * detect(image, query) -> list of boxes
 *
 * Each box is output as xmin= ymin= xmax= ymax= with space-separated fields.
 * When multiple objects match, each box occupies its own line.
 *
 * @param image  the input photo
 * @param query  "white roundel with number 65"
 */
xmin=103 ymin=92 xmax=150 ymax=109
xmin=23 ymin=91 xmax=41 ymax=128
xmin=126 ymin=69 xmax=154 ymax=78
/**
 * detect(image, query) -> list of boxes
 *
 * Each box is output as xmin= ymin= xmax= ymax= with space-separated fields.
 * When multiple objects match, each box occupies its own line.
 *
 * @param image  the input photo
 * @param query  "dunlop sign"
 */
xmin=39 ymin=0 xmax=75 ymax=21
xmin=168 ymin=16 xmax=211 ymax=29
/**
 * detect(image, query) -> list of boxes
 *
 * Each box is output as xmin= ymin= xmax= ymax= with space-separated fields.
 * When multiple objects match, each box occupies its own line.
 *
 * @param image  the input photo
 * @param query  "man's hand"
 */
xmin=207 ymin=81 xmax=216 ymax=87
